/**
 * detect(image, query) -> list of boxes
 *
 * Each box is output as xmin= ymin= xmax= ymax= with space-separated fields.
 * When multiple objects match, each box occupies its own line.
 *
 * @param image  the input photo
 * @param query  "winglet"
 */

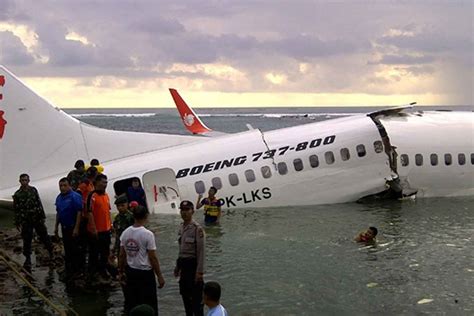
xmin=169 ymin=89 xmax=213 ymax=134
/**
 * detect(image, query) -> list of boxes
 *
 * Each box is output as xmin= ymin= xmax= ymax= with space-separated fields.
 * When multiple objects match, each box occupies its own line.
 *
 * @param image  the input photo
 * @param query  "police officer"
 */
xmin=12 ymin=173 xmax=53 ymax=269
xmin=174 ymin=200 xmax=205 ymax=316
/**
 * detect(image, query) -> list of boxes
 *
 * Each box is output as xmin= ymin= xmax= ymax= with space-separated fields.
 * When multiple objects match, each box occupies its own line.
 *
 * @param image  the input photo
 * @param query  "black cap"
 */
xmin=179 ymin=200 xmax=194 ymax=210
xmin=115 ymin=195 xmax=128 ymax=205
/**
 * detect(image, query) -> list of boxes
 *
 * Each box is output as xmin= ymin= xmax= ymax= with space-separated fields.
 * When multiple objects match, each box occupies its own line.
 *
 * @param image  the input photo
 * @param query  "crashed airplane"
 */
xmin=0 ymin=65 xmax=472 ymax=214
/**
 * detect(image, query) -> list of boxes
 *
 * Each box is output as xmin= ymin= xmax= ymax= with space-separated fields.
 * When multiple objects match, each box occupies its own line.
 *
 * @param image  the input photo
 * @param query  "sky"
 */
xmin=0 ymin=0 xmax=472 ymax=108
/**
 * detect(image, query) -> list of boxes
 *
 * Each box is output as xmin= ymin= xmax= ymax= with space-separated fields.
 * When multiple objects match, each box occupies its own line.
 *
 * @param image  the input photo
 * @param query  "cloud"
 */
xmin=0 ymin=31 xmax=35 ymax=65
xmin=0 ymin=1 xmax=471 ymax=104
xmin=369 ymin=54 xmax=435 ymax=65
xmin=377 ymin=31 xmax=472 ymax=55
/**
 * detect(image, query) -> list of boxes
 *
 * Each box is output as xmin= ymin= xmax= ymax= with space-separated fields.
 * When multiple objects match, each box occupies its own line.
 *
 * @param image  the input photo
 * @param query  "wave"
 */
xmin=198 ymin=113 xmax=362 ymax=118
xmin=71 ymin=113 xmax=157 ymax=118
xmin=71 ymin=112 xmax=362 ymax=119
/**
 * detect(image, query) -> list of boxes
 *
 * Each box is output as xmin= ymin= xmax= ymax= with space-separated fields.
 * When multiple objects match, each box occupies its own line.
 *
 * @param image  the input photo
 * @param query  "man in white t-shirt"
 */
xmin=204 ymin=281 xmax=227 ymax=316
xmin=119 ymin=206 xmax=165 ymax=315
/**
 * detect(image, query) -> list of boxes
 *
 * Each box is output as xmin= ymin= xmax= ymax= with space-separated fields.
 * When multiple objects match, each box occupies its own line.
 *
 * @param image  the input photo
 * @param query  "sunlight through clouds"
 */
xmin=0 ymin=1 xmax=471 ymax=107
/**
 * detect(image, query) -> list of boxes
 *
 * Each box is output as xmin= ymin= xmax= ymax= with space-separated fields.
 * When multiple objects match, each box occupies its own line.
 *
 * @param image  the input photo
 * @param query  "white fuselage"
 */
xmin=2 ymin=111 xmax=471 ymax=214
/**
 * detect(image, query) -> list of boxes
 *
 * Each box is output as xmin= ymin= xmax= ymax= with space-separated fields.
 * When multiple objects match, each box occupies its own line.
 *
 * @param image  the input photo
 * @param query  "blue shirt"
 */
xmin=207 ymin=304 xmax=227 ymax=316
xmin=55 ymin=190 xmax=82 ymax=229
xmin=126 ymin=186 xmax=146 ymax=206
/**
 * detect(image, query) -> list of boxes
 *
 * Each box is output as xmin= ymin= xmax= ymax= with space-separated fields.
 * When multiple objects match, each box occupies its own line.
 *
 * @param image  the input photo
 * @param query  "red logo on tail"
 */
xmin=0 ymin=75 xmax=5 ymax=139
xmin=0 ymin=111 xmax=6 ymax=139
xmin=0 ymin=75 xmax=4 ymax=100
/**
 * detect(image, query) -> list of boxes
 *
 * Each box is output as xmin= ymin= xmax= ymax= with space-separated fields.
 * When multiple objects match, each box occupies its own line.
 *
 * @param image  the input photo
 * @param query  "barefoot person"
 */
xmin=174 ymin=200 xmax=205 ymax=316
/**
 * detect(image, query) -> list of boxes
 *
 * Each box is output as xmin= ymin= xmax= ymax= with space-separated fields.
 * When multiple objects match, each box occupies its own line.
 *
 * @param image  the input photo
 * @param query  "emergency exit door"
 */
xmin=142 ymin=168 xmax=181 ymax=214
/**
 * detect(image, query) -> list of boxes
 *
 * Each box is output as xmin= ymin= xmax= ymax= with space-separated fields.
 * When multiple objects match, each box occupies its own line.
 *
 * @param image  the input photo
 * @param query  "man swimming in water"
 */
xmin=355 ymin=226 xmax=378 ymax=243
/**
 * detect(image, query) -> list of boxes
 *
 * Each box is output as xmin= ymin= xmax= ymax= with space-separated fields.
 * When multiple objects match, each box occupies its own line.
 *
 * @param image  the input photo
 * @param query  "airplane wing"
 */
xmin=169 ymin=89 xmax=226 ymax=136
xmin=367 ymin=103 xmax=416 ymax=118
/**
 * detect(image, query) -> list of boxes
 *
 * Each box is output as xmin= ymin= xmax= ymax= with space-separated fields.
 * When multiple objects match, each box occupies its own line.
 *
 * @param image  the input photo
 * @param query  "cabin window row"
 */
xmin=400 ymin=153 xmax=474 ymax=167
xmin=193 ymin=141 xmax=383 ymax=194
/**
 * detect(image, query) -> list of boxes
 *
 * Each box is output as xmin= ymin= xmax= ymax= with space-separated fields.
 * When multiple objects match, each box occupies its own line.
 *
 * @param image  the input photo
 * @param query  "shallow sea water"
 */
xmin=1 ymin=198 xmax=473 ymax=315
xmin=1 ymin=107 xmax=473 ymax=315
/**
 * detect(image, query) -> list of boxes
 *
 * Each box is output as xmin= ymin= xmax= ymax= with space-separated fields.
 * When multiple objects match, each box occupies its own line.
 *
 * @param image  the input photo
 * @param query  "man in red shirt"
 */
xmin=87 ymin=173 xmax=112 ymax=277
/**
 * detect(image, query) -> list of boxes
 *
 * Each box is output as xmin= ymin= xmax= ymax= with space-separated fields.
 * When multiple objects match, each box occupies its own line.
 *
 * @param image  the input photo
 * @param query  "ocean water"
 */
xmin=1 ymin=106 xmax=473 ymax=315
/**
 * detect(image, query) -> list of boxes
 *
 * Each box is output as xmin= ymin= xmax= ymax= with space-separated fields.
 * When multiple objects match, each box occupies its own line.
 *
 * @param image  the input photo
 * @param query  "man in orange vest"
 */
xmin=87 ymin=173 xmax=112 ymax=278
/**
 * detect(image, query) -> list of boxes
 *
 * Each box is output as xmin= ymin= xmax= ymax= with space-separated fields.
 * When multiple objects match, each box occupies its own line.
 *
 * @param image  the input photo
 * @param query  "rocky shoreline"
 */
xmin=0 ymin=229 xmax=121 ymax=315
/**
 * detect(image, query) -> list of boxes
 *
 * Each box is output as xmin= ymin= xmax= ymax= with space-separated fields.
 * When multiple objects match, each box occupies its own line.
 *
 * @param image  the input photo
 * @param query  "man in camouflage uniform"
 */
xmin=112 ymin=195 xmax=134 ymax=257
xmin=67 ymin=159 xmax=86 ymax=191
xmin=13 ymin=174 xmax=53 ymax=268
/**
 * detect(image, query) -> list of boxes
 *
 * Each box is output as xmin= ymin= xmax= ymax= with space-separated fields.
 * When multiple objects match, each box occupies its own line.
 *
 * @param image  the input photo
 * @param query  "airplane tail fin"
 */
xmin=0 ymin=66 xmax=200 ymax=190
xmin=169 ymin=89 xmax=213 ymax=135
xmin=0 ymin=65 xmax=87 ymax=189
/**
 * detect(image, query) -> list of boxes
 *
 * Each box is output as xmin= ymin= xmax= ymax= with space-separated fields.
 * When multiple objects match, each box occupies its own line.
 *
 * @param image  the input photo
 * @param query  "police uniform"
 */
xmin=176 ymin=201 xmax=205 ymax=316
xmin=13 ymin=185 xmax=53 ymax=263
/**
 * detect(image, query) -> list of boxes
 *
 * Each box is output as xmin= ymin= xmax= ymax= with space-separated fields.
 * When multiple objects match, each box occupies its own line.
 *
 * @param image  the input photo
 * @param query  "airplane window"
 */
xmin=340 ymin=148 xmax=350 ymax=161
xmin=194 ymin=181 xmax=206 ymax=194
xmin=309 ymin=155 xmax=319 ymax=168
xmin=401 ymin=154 xmax=409 ymax=167
xmin=444 ymin=153 xmax=452 ymax=166
xmin=325 ymin=151 xmax=335 ymax=165
xmin=277 ymin=162 xmax=288 ymax=175
xmin=430 ymin=154 xmax=438 ymax=166
xmin=293 ymin=158 xmax=304 ymax=171
xmin=261 ymin=166 xmax=272 ymax=179
xmin=211 ymin=177 xmax=223 ymax=190
xmin=415 ymin=154 xmax=423 ymax=166
xmin=356 ymin=144 xmax=366 ymax=157
xmin=458 ymin=153 xmax=466 ymax=165
xmin=374 ymin=141 xmax=383 ymax=153
xmin=229 ymin=173 xmax=239 ymax=186
xmin=245 ymin=169 xmax=256 ymax=183
xmin=471 ymin=153 xmax=474 ymax=165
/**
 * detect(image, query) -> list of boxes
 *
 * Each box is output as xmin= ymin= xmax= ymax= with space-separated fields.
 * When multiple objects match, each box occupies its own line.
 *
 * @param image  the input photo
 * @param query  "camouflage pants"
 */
xmin=21 ymin=221 xmax=53 ymax=257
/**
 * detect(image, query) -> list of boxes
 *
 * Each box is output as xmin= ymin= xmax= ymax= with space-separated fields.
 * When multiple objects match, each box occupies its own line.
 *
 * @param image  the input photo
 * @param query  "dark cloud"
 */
xmin=377 ymin=31 xmax=472 ymax=54
xmin=268 ymin=35 xmax=367 ymax=59
xmin=0 ymin=0 xmax=14 ymax=20
xmin=129 ymin=17 xmax=185 ymax=35
xmin=0 ymin=31 xmax=35 ymax=65
xmin=0 ymin=0 xmax=471 ymax=102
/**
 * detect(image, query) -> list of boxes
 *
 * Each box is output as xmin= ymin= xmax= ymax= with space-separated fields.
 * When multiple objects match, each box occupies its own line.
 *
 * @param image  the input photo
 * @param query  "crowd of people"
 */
xmin=12 ymin=157 xmax=379 ymax=315
xmin=11 ymin=159 xmax=228 ymax=316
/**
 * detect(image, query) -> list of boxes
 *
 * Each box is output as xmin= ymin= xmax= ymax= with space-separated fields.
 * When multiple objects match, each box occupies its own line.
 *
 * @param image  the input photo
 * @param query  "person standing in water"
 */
xmin=119 ymin=205 xmax=165 ymax=315
xmin=174 ymin=201 xmax=205 ymax=316
xmin=196 ymin=187 xmax=222 ymax=225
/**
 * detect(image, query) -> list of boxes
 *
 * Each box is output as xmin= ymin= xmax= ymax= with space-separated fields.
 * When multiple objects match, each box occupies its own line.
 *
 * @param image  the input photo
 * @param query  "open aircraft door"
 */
xmin=142 ymin=168 xmax=181 ymax=214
